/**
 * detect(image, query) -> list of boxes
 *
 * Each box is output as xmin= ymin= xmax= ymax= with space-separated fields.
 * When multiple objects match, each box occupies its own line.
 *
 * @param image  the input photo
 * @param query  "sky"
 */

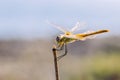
xmin=0 ymin=0 xmax=120 ymax=39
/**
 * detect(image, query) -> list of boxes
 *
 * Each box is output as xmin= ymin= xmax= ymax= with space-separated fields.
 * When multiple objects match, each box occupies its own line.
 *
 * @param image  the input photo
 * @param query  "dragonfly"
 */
xmin=49 ymin=21 xmax=109 ymax=60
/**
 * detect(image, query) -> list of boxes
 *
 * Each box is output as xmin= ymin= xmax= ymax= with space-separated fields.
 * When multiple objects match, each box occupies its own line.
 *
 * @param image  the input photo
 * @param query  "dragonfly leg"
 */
xmin=56 ymin=44 xmax=64 ymax=51
xmin=57 ymin=44 xmax=67 ymax=60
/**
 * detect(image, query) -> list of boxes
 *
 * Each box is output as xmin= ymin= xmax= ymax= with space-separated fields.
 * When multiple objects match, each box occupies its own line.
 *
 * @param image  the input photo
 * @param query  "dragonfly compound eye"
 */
xmin=56 ymin=36 xmax=60 ymax=42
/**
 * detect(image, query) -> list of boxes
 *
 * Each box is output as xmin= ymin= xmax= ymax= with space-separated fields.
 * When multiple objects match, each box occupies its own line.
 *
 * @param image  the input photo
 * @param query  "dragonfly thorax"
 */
xmin=65 ymin=32 xmax=72 ymax=35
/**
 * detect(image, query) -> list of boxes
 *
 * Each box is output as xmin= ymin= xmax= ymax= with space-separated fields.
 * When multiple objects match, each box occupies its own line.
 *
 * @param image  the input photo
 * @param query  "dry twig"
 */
xmin=52 ymin=47 xmax=59 ymax=80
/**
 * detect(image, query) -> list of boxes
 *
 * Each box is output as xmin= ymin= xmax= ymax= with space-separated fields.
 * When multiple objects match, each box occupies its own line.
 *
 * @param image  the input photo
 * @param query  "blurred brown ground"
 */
xmin=0 ymin=36 xmax=120 ymax=80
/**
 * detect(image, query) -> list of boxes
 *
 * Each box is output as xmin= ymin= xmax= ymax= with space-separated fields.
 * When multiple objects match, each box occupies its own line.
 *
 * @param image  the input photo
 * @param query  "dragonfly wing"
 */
xmin=47 ymin=21 xmax=67 ymax=33
xmin=70 ymin=22 xmax=86 ymax=32
xmin=75 ymin=30 xmax=109 ymax=40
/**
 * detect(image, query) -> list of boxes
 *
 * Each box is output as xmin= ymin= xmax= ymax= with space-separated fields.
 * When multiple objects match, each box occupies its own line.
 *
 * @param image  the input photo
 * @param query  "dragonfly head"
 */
xmin=56 ymin=36 xmax=61 ymax=43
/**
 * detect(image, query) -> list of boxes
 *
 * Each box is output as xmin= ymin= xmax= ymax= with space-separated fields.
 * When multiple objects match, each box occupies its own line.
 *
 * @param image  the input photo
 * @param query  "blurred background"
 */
xmin=0 ymin=0 xmax=120 ymax=80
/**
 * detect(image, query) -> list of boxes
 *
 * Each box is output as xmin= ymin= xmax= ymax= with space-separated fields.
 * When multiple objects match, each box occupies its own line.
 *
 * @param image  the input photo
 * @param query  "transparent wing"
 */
xmin=70 ymin=22 xmax=86 ymax=32
xmin=47 ymin=21 xmax=67 ymax=33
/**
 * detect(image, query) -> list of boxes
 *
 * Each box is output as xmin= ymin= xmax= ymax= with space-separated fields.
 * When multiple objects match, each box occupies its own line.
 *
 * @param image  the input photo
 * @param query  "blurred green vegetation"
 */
xmin=61 ymin=53 xmax=120 ymax=80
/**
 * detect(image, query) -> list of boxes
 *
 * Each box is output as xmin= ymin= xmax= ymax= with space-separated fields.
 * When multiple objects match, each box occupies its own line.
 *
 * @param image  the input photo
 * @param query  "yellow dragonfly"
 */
xmin=49 ymin=22 xmax=109 ymax=60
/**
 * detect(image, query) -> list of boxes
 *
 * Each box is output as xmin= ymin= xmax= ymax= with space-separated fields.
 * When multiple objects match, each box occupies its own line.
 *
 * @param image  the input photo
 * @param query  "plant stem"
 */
xmin=52 ymin=47 xmax=59 ymax=80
